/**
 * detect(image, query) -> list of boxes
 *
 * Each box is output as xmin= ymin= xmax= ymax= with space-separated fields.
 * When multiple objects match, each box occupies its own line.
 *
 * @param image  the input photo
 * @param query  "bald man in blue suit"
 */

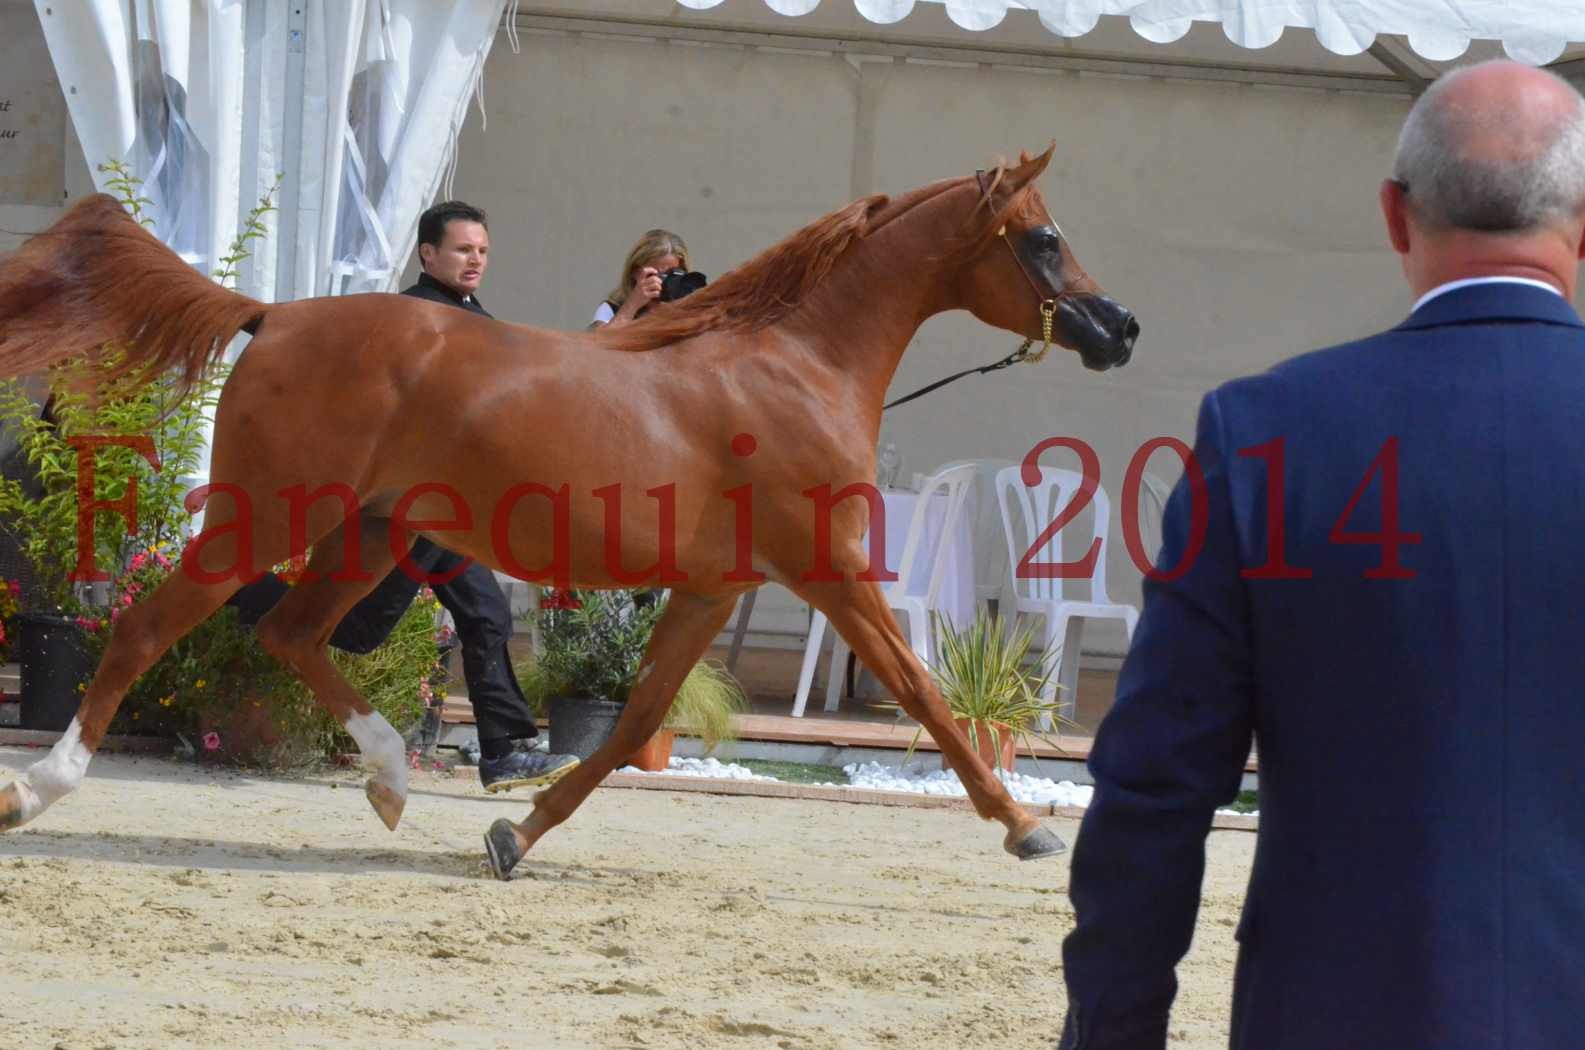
xmin=1058 ymin=59 xmax=1585 ymax=1050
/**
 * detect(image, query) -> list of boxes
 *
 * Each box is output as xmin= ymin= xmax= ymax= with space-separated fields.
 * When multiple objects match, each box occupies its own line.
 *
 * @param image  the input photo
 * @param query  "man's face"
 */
xmin=420 ymin=219 xmax=489 ymax=296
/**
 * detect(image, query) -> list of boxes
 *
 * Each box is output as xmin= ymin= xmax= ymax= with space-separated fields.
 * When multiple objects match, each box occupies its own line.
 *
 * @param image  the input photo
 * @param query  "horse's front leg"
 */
xmin=794 ymin=570 xmax=1065 ymax=861
xmin=483 ymin=590 xmax=739 ymax=880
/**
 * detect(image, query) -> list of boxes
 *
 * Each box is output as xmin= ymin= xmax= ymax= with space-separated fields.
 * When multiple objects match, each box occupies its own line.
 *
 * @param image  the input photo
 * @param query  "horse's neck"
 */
xmin=791 ymin=184 xmax=974 ymax=403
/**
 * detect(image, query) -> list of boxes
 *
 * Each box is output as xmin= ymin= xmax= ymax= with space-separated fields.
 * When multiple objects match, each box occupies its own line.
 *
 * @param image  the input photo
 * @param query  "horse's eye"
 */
xmin=1040 ymin=230 xmax=1063 ymax=253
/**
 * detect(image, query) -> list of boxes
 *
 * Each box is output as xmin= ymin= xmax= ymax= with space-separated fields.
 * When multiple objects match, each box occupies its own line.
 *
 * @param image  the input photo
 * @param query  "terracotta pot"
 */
xmin=627 ymin=728 xmax=675 ymax=772
xmin=942 ymin=717 xmax=1018 ymax=773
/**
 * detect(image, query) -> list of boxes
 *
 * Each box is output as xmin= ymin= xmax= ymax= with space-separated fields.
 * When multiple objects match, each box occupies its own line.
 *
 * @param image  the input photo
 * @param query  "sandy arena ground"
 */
xmin=0 ymin=745 xmax=1255 ymax=1049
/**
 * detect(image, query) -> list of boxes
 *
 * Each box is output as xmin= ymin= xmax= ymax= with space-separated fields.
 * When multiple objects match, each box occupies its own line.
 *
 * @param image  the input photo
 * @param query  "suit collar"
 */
xmin=1395 ymin=279 xmax=1584 ymax=332
xmin=416 ymin=270 xmax=483 ymax=311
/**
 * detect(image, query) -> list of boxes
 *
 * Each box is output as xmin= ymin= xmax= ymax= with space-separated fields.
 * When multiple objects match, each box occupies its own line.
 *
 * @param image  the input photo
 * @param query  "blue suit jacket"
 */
xmin=1058 ymin=282 xmax=1585 ymax=1050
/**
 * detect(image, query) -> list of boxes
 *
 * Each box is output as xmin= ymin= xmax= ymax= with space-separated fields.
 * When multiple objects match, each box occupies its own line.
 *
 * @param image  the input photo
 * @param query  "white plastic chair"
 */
xmin=1134 ymin=471 xmax=1175 ymax=576
xmin=996 ymin=464 xmax=1138 ymax=727
xmin=791 ymin=462 xmax=979 ymax=717
xmin=724 ymin=590 xmax=757 ymax=672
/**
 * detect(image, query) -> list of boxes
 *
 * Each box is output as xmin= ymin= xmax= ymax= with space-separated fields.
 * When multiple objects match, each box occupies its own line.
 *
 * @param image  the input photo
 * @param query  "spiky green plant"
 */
xmin=890 ymin=609 xmax=1073 ymax=768
xmin=666 ymin=659 xmax=749 ymax=753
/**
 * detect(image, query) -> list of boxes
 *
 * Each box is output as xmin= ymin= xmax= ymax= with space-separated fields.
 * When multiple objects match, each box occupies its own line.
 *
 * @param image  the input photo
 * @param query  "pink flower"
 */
xmin=130 ymin=553 xmax=146 ymax=571
xmin=202 ymin=732 xmax=221 ymax=752
xmin=120 ymin=593 xmax=134 ymax=607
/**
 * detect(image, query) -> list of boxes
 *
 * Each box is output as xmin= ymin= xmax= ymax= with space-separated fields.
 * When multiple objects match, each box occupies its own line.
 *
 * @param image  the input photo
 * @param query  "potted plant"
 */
xmin=517 ymin=588 xmax=748 ymax=766
xmin=626 ymin=658 xmax=750 ymax=771
xmin=887 ymin=610 xmax=1069 ymax=773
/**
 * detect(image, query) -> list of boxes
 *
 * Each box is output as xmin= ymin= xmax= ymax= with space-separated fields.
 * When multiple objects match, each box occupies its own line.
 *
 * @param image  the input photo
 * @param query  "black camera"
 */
xmin=657 ymin=267 xmax=707 ymax=303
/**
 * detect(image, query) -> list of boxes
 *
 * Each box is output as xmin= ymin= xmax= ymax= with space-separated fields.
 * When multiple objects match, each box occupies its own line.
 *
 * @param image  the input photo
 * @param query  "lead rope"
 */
xmin=883 ymin=299 xmax=1054 ymax=410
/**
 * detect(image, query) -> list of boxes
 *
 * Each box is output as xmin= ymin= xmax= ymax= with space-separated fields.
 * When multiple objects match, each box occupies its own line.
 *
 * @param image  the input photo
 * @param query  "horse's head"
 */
xmin=957 ymin=146 xmax=1139 ymax=371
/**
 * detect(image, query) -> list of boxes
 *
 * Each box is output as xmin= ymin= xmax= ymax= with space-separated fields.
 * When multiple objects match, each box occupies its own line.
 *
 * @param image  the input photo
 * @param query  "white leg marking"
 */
xmin=14 ymin=718 xmax=91 ymax=822
xmin=344 ymin=710 xmax=408 ymax=794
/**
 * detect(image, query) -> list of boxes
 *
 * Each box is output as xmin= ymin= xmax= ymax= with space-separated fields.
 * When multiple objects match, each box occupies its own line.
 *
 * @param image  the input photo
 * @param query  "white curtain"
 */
xmin=325 ymin=1 xmax=512 ymax=298
xmin=32 ymin=0 xmax=509 ymax=303
xmin=32 ymin=0 xmax=510 ymax=481
xmin=32 ymin=0 xmax=246 ymax=280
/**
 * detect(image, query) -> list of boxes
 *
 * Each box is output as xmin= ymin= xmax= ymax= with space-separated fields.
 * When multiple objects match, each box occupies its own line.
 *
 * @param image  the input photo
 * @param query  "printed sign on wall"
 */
xmin=0 ymin=8 xmax=67 ymax=206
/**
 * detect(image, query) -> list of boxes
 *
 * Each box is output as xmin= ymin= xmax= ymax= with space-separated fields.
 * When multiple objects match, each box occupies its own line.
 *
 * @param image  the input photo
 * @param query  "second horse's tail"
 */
xmin=0 ymin=194 xmax=269 ymax=397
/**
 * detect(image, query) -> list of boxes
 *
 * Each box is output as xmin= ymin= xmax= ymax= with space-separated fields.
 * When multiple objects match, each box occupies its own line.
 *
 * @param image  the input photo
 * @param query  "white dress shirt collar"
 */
xmin=1411 ymin=275 xmax=1564 ymax=315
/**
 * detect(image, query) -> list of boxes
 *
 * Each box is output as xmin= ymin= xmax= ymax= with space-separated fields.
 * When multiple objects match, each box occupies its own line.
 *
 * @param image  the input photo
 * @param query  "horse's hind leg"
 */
xmin=485 ymin=591 xmax=740 ymax=880
xmin=0 ymin=568 xmax=237 ymax=831
xmin=249 ymin=516 xmax=416 ymax=830
xmin=795 ymin=574 xmax=1064 ymax=861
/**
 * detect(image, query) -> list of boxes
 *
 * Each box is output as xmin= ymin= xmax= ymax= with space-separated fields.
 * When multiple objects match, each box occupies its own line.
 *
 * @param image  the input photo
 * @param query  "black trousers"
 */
xmin=226 ymin=537 xmax=538 ymax=744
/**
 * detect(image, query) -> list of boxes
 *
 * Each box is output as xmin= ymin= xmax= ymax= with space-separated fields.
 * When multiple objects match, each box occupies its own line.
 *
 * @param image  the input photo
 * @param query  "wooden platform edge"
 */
xmin=599 ymin=772 xmax=1259 ymax=832
xmin=0 ymin=728 xmax=174 ymax=754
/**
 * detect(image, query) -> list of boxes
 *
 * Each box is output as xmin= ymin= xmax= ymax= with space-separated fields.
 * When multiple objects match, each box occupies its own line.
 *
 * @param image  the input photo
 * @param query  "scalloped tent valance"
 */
xmin=674 ymin=0 xmax=1585 ymax=66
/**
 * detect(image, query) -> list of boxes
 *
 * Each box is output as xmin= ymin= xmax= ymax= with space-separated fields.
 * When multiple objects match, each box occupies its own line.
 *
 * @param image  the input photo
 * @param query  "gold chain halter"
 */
xmin=1016 ymin=297 xmax=1058 ymax=364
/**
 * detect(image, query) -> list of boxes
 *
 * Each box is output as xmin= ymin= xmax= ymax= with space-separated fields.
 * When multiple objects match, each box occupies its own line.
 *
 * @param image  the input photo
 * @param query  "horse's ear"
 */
xmin=1005 ymin=142 xmax=1055 ymax=191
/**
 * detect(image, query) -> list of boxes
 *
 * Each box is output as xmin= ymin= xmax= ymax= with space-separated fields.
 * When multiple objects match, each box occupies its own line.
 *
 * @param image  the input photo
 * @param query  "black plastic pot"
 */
xmin=18 ymin=613 xmax=94 ymax=732
xmin=547 ymin=696 xmax=626 ymax=761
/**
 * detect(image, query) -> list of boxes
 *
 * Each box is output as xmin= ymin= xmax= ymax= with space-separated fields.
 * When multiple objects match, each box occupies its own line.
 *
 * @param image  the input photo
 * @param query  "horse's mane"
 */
xmin=593 ymin=158 xmax=1040 ymax=353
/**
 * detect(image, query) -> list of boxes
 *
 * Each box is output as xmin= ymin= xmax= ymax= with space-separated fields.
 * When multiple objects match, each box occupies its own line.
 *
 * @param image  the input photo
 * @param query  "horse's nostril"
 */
xmin=1124 ymin=316 xmax=1141 ymax=342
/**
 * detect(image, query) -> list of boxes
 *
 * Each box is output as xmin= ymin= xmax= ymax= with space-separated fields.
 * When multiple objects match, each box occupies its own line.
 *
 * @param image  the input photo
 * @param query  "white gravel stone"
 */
xmin=615 ymin=757 xmax=1257 ymax=818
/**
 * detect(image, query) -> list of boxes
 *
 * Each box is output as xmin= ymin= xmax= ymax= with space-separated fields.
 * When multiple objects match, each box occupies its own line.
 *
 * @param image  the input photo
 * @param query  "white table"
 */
xmin=871 ymin=487 xmax=977 ymax=628
xmin=844 ymin=487 xmax=978 ymax=696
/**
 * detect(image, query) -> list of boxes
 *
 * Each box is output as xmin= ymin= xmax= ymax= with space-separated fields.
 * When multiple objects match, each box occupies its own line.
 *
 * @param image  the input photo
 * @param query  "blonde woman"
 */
xmin=589 ymin=228 xmax=692 ymax=329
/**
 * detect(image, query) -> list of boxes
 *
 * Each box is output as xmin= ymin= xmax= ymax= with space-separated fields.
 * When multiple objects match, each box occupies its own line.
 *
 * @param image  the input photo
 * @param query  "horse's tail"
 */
xmin=0 ymin=193 xmax=270 ymax=398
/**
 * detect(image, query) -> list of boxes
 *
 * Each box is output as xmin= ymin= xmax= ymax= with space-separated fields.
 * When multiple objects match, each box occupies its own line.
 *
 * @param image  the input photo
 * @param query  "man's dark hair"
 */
xmin=417 ymin=201 xmax=488 ymax=251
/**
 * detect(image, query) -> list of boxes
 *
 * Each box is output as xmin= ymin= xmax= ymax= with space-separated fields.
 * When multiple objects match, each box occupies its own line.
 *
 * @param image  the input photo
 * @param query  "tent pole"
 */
xmin=274 ymin=1 xmax=308 ymax=300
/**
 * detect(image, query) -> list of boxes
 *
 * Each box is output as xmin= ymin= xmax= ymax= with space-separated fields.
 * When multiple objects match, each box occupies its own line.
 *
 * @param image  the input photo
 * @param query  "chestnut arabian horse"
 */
xmin=0 ymin=145 xmax=1138 ymax=880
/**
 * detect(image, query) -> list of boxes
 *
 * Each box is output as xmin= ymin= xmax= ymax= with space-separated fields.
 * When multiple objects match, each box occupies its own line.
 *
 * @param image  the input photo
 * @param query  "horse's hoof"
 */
xmin=365 ymin=779 xmax=406 ymax=831
xmin=0 ymin=783 xmax=27 ymax=832
xmin=484 ymin=818 xmax=524 ymax=882
xmin=1007 ymin=824 xmax=1067 ymax=861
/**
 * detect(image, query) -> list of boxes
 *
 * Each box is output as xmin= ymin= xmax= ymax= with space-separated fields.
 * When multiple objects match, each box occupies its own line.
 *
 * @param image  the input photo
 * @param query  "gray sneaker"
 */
xmin=479 ymin=750 xmax=579 ymax=793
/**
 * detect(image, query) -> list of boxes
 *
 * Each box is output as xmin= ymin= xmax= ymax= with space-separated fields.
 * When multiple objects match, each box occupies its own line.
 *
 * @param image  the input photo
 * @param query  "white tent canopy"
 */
xmin=681 ymin=0 xmax=1585 ymax=65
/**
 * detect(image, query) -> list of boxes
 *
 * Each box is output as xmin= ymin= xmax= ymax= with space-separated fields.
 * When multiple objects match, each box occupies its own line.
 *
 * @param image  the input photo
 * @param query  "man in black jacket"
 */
xmin=227 ymin=200 xmax=578 ymax=793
